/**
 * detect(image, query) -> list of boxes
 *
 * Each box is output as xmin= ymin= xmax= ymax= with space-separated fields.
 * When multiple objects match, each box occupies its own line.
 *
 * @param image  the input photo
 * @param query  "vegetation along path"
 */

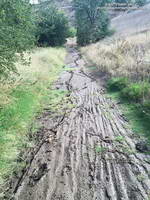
xmin=10 ymin=44 xmax=150 ymax=200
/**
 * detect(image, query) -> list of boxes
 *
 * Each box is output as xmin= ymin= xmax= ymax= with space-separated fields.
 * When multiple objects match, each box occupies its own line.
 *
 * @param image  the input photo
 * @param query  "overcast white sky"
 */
xmin=30 ymin=0 xmax=39 ymax=4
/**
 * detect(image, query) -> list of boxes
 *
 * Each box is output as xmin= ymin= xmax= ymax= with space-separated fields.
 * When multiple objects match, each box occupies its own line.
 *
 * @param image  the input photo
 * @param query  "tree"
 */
xmin=74 ymin=0 xmax=110 ymax=46
xmin=36 ymin=5 xmax=70 ymax=46
xmin=0 ymin=0 xmax=35 ymax=80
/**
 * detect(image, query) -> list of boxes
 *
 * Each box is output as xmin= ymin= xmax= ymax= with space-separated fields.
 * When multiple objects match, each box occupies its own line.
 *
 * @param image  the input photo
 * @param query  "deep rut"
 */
xmin=9 ymin=45 xmax=150 ymax=200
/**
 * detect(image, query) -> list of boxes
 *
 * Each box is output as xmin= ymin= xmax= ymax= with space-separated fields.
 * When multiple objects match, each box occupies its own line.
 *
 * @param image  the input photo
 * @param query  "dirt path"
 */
xmin=9 ymin=45 xmax=150 ymax=200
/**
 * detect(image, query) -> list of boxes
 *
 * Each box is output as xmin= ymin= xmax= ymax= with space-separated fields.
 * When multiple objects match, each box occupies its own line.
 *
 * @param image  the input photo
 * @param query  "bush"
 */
xmin=121 ymin=82 xmax=150 ymax=102
xmin=69 ymin=27 xmax=77 ymax=38
xmin=107 ymin=77 xmax=129 ymax=91
xmin=36 ymin=5 xmax=70 ymax=46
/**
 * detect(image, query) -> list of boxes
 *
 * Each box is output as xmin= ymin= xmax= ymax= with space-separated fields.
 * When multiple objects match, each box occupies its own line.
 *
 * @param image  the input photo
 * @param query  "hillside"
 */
xmin=33 ymin=0 xmax=75 ymax=24
xmin=111 ymin=3 xmax=150 ymax=37
xmin=54 ymin=0 xmax=74 ymax=24
xmin=82 ymin=2 xmax=150 ymax=78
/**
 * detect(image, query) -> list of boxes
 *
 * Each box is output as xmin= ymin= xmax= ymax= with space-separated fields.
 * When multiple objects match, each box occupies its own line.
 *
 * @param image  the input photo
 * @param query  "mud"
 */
xmin=8 ymin=45 xmax=150 ymax=200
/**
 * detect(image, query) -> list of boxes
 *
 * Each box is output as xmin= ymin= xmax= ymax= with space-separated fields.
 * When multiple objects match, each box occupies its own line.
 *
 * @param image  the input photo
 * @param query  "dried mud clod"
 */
xmin=8 ymin=44 xmax=150 ymax=200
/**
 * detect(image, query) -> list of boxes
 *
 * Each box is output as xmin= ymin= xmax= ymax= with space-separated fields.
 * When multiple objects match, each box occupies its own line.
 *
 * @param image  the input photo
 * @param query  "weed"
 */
xmin=137 ymin=174 xmax=147 ymax=182
xmin=114 ymin=136 xmax=125 ymax=142
xmin=95 ymin=146 xmax=107 ymax=153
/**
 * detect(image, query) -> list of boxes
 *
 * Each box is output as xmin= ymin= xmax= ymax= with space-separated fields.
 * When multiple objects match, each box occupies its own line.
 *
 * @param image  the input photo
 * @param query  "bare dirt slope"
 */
xmin=111 ymin=3 xmax=150 ymax=37
xmin=8 ymin=44 xmax=150 ymax=200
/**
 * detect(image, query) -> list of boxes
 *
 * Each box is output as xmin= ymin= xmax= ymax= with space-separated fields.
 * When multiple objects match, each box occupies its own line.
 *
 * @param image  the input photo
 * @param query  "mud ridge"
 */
xmin=8 ymin=45 xmax=150 ymax=200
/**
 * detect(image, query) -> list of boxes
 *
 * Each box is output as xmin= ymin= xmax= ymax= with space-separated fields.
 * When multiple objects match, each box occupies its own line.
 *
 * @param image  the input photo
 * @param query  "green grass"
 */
xmin=107 ymin=77 xmax=150 ymax=144
xmin=64 ymin=67 xmax=77 ymax=71
xmin=0 ymin=47 xmax=66 ymax=191
xmin=114 ymin=135 xmax=125 ymax=142
xmin=108 ymin=91 xmax=150 ymax=144
xmin=123 ymin=103 xmax=150 ymax=141
xmin=107 ymin=77 xmax=129 ymax=91
xmin=137 ymin=174 xmax=147 ymax=182
xmin=95 ymin=146 xmax=108 ymax=153
xmin=87 ymin=65 xmax=98 ymax=71
xmin=121 ymin=82 xmax=150 ymax=102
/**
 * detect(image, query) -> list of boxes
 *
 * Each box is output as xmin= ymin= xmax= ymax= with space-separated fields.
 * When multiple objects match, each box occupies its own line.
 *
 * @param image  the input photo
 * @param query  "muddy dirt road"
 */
xmin=10 ymin=45 xmax=150 ymax=200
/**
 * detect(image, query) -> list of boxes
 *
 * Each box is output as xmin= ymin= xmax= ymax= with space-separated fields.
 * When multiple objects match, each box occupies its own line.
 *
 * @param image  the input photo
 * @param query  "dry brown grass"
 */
xmin=82 ymin=31 xmax=150 ymax=80
xmin=17 ymin=47 xmax=66 ymax=83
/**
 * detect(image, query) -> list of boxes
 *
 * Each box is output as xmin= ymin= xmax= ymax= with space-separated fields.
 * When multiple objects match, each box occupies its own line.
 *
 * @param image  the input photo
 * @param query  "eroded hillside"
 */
xmin=111 ymin=3 xmax=150 ymax=37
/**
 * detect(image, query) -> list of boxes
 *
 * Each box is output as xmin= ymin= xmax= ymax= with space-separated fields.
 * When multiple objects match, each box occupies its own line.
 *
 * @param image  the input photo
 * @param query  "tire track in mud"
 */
xmin=9 ymin=46 xmax=150 ymax=200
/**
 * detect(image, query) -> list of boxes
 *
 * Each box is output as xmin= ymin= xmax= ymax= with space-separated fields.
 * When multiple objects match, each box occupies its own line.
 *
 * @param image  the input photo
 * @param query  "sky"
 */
xmin=30 ymin=0 xmax=39 ymax=4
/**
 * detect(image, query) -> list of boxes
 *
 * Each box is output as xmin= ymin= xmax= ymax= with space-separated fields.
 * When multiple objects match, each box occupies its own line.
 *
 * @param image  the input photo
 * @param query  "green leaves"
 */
xmin=35 ymin=5 xmax=70 ymax=46
xmin=0 ymin=0 xmax=35 ymax=80
xmin=74 ymin=0 xmax=111 ymax=46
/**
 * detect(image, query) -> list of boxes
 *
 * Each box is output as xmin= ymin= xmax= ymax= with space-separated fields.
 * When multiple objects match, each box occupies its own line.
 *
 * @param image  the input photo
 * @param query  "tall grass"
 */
xmin=82 ymin=31 xmax=150 ymax=104
xmin=0 ymin=47 xmax=66 ymax=191
xmin=82 ymin=31 xmax=150 ymax=80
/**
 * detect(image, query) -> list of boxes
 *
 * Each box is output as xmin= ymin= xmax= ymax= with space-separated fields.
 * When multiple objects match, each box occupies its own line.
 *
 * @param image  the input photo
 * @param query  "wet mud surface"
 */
xmin=9 ymin=45 xmax=150 ymax=200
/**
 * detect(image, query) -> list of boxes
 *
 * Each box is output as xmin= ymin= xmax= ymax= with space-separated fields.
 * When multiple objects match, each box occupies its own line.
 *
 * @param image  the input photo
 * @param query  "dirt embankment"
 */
xmin=7 ymin=45 xmax=150 ymax=200
xmin=111 ymin=3 xmax=150 ymax=38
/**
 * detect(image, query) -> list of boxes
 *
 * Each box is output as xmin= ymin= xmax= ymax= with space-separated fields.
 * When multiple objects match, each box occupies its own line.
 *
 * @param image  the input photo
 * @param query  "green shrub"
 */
xmin=143 ymin=100 xmax=150 ymax=114
xmin=36 ymin=5 xmax=70 ymax=47
xmin=121 ymin=82 xmax=150 ymax=102
xmin=107 ymin=77 xmax=129 ymax=91
xmin=69 ymin=27 xmax=77 ymax=38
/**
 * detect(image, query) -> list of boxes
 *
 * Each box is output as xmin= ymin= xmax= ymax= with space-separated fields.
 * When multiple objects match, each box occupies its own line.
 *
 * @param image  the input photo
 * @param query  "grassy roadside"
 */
xmin=107 ymin=90 xmax=150 ymax=143
xmin=0 ymin=47 xmax=66 ymax=191
xmin=106 ymin=77 xmax=150 ymax=143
